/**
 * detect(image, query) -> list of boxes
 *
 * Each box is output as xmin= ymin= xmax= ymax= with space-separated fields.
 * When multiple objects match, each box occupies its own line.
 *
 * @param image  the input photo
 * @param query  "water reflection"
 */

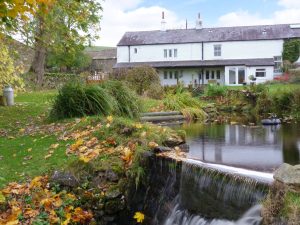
xmin=181 ymin=124 xmax=300 ymax=172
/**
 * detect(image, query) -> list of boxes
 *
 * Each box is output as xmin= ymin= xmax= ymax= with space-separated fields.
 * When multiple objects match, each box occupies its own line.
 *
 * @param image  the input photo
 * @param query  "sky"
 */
xmin=96 ymin=0 xmax=300 ymax=47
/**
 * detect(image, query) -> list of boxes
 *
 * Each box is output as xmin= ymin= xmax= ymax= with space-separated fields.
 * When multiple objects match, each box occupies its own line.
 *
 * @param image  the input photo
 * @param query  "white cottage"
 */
xmin=114 ymin=15 xmax=300 ymax=86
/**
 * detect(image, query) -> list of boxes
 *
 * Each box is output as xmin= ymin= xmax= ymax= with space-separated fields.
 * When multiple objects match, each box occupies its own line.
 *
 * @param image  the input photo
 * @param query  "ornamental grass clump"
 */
xmin=163 ymin=91 xmax=206 ymax=120
xmin=50 ymin=81 xmax=141 ymax=120
xmin=100 ymin=80 xmax=141 ymax=118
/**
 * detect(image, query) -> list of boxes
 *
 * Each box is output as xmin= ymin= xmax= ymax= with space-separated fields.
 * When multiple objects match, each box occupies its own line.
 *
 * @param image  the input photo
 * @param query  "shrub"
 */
xmin=126 ymin=66 xmax=160 ymax=95
xmin=99 ymin=80 xmax=140 ymax=118
xmin=283 ymin=39 xmax=300 ymax=63
xmin=271 ymin=90 xmax=294 ymax=115
xmin=146 ymin=83 xmax=164 ymax=100
xmin=0 ymin=41 xmax=24 ymax=91
xmin=255 ymin=92 xmax=273 ymax=116
xmin=204 ymin=84 xmax=227 ymax=97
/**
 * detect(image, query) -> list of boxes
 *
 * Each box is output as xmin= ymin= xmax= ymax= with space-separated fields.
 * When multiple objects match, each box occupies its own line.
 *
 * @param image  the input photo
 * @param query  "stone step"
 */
xmin=141 ymin=111 xmax=182 ymax=117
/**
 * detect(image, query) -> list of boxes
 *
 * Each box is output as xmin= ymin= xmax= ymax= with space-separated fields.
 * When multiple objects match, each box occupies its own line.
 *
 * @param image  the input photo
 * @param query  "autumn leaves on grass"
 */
xmin=0 ymin=176 xmax=92 ymax=225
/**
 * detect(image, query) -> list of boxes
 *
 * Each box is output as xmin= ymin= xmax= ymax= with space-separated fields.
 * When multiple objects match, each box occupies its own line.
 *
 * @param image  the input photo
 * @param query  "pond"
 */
xmin=179 ymin=123 xmax=300 ymax=172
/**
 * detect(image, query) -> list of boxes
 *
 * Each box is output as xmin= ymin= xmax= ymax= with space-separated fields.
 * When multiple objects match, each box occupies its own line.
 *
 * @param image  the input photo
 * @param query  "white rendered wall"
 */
xmin=158 ymin=68 xmax=225 ymax=87
xmin=118 ymin=43 xmax=202 ymax=63
xmin=204 ymin=40 xmax=283 ymax=60
xmin=224 ymin=66 xmax=274 ymax=85
xmin=117 ymin=46 xmax=129 ymax=63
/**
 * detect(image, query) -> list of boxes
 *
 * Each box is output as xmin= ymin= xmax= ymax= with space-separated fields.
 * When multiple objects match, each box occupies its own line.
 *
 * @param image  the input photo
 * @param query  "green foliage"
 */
xmin=271 ymin=90 xmax=294 ymax=114
xmin=126 ymin=66 xmax=161 ymax=95
xmin=50 ymin=81 xmax=141 ymax=120
xmin=99 ymin=80 xmax=141 ymax=118
xmin=0 ymin=41 xmax=24 ymax=91
xmin=204 ymin=84 xmax=228 ymax=97
xmin=283 ymin=39 xmax=300 ymax=63
xmin=163 ymin=91 xmax=206 ymax=120
xmin=50 ymin=83 xmax=114 ymax=119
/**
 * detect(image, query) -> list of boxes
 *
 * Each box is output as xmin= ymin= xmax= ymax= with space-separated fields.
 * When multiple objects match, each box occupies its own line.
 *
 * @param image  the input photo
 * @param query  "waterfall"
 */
xmin=164 ymin=202 xmax=262 ymax=225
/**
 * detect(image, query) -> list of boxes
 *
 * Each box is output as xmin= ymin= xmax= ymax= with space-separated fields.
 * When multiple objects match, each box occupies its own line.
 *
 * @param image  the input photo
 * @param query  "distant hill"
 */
xmin=84 ymin=46 xmax=115 ymax=52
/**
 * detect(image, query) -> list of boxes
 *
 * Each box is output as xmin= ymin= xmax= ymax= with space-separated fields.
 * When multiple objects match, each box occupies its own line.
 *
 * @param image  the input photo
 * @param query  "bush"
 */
xmin=146 ymin=83 xmax=164 ymax=100
xmin=99 ymin=80 xmax=140 ymax=118
xmin=126 ymin=66 xmax=160 ymax=95
xmin=50 ymin=81 xmax=141 ymax=119
xmin=271 ymin=90 xmax=294 ymax=114
xmin=283 ymin=39 xmax=300 ymax=63
xmin=204 ymin=84 xmax=227 ymax=97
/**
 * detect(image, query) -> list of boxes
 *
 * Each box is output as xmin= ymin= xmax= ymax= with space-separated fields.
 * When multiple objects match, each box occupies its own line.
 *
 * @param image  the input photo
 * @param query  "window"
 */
xmin=164 ymin=71 xmax=168 ymax=79
xmin=206 ymin=71 xmax=210 ymax=80
xmin=174 ymin=71 xmax=179 ymax=79
xmin=229 ymin=68 xmax=236 ymax=84
xmin=274 ymin=56 xmax=282 ymax=73
xmin=169 ymin=49 xmax=173 ymax=57
xmin=238 ymin=68 xmax=246 ymax=84
xmin=169 ymin=71 xmax=173 ymax=79
xmin=211 ymin=71 xmax=215 ymax=79
xmin=174 ymin=49 xmax=178 ymax=58
xmin=216 ymin=70 xmax=221 ymax=79
xmin=134 ymin=48 xmax=138 ymax=54
xmin=164 ymin=49 xmax=168 ymax=58
xmin=256 ymin=69 xmax=266 ymax=77
xmin=214 ymin=44 xmax=222 ymax=57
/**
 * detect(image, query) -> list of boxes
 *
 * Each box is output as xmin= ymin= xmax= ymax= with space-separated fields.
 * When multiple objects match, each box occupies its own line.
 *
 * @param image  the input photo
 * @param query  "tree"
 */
xmin=126 ymin=66 xmax=160 ymax=95
xmin=283 ymin=39 xmax=300 ymax=63
xmin=0 ymin=41 xmax=24 ymax=91
xmin=16 ymin=0 xmax=102 ymax=85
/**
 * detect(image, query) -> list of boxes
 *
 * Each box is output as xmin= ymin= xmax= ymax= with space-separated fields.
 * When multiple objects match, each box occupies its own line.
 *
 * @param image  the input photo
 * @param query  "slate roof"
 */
xmin=117 ymin=24 xmax=300 ymax=46
xmin=114 ymin=58 xmax=275 ymax=69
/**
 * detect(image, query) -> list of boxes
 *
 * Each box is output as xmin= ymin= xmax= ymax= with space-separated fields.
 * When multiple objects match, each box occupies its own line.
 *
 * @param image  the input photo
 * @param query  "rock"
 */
xmin=92 ymin=170 xmax=119 ymax=187
xmin=105 ymin=199 xmax=125 ymax=214
xmin=120 ymin=127 xmax=134 ymax=136
xmin=51 ymin=171 xmax=79 ymax=187
xmin=163 ymin=135 xmax=185 ymax=147
xmin=274 ymin=164 xmax=300 ymax=191
xmin=106 ymin=189 xmax=122 ymax=200
xmin=178 ymin=144 xmax=190 ymax=153
xmin=153 ymin=146 xmax=173 ymax=153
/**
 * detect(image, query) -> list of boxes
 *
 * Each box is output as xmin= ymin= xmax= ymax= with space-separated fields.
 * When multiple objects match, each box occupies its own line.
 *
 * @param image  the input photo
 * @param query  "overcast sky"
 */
xmin=96 ymin=0 xmax=300 ymax=47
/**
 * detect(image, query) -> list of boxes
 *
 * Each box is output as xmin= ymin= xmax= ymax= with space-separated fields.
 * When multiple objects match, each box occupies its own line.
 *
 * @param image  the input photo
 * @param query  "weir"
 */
xmin=128 ymin=156 xmax=272 ymax=225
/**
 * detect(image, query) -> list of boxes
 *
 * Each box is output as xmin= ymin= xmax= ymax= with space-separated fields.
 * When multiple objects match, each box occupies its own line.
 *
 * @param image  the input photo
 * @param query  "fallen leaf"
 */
xmin=44 ymin=154 xmax=52 ymax=159
xmin=106 ymin=115 xmax=113 ymax=123
xmin=27 ymin=148 xmax=32 ymax=152
xmin=134 ymin=212 xmax=145 ymax=223
xmin=148 ymin=142 xmax=159 ymax=149
xmin=50 ymin=143 xmax=59 ymax=149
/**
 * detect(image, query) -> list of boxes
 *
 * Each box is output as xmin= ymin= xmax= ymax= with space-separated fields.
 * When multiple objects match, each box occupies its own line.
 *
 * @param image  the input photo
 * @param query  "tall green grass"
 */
xmin=163 ymin=92 xmax=206 ymax=120
xmin=50 ymin=81 xmax=140 ymax=120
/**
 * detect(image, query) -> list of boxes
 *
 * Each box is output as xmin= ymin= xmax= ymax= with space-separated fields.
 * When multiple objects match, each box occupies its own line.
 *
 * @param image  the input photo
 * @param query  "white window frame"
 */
xmin=174 ymin=49 xmax=178 ymax=58
xmin=255 ymin=68 xmax=266 ymax=78
xmin=274 ymin=56 xmax=282 ymax=73
xmin=164 ymin=49 xmax=168 ymax=58
xmin=214 ymin=44 xmax=222 ymax=57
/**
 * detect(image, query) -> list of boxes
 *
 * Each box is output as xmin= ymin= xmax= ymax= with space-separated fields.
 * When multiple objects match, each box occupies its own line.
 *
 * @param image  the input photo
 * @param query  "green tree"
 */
xmin=0 ymin=41 xmax=24 ymax=91
xmin=17 ymin=0 xmax=101 ymax=85
xmin=283 ymin=39 xmax=300 ymax=63
xmin=126 ymin=66 xmax=160 ymax=95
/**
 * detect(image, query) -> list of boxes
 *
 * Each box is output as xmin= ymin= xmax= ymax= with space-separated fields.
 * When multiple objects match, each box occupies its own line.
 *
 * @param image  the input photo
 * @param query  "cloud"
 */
xmin=96 ymin=0 xmax=184 ymax=46
xmin=217 ymin=0 xmax=300 ymax=27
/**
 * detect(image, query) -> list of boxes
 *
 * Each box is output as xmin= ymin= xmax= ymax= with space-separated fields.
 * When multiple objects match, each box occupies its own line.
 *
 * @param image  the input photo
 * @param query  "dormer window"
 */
xmin=214 ymin=44 xmax=222 ymax=57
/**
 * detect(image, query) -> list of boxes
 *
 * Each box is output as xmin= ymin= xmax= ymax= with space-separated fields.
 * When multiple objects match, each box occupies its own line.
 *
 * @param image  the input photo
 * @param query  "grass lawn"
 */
xmin=0 ymin=90 xmax=75 ymax=188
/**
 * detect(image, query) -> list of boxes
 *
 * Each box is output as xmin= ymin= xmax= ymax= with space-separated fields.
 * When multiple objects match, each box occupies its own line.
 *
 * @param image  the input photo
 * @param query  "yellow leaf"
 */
xmin=134 ymin=212 xmax=145 ymax=223
xmin=44 ymin=154 xmax=52 ymax=159
xmin=148 ymin=142 xmax=158 ymax=149
xmin=27 ymin=148 xmax=32 ymax=152
xmin=106 ymin=123 xmax=111 ymax=128
xmin=107 ymin=115 xmax=113 ymax=123
xmin=135 ymin=123 xmax=143 ymax=129
xmin=50 ymin=143 xmax=59 ymax=149
xmin=122 ymin=147 xmax=132 ymax=163
xmin=19 ymin=128 xmax=25 ymax=133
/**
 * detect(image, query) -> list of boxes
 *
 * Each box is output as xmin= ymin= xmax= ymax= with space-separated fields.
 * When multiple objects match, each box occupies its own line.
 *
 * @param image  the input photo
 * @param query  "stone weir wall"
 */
xmin=126 ymin=155 xmax=270 ymax=225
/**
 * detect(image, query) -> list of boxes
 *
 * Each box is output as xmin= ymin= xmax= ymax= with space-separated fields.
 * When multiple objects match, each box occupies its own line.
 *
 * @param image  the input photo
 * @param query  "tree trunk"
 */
xmin=31 ymin=15 xmax=46 ymax=86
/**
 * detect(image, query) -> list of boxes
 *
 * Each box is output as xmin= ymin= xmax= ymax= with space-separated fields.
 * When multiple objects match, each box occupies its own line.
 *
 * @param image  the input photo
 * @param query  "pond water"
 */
xmin=179 ymin=123 xmax=300 ymax=172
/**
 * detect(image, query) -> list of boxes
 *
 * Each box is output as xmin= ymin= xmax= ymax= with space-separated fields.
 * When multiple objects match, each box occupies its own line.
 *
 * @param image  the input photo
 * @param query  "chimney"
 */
xmin=161 ymin=11 xmax=166 ymax=31
xmin=196 ymin=13 xmax=203 ymax=29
